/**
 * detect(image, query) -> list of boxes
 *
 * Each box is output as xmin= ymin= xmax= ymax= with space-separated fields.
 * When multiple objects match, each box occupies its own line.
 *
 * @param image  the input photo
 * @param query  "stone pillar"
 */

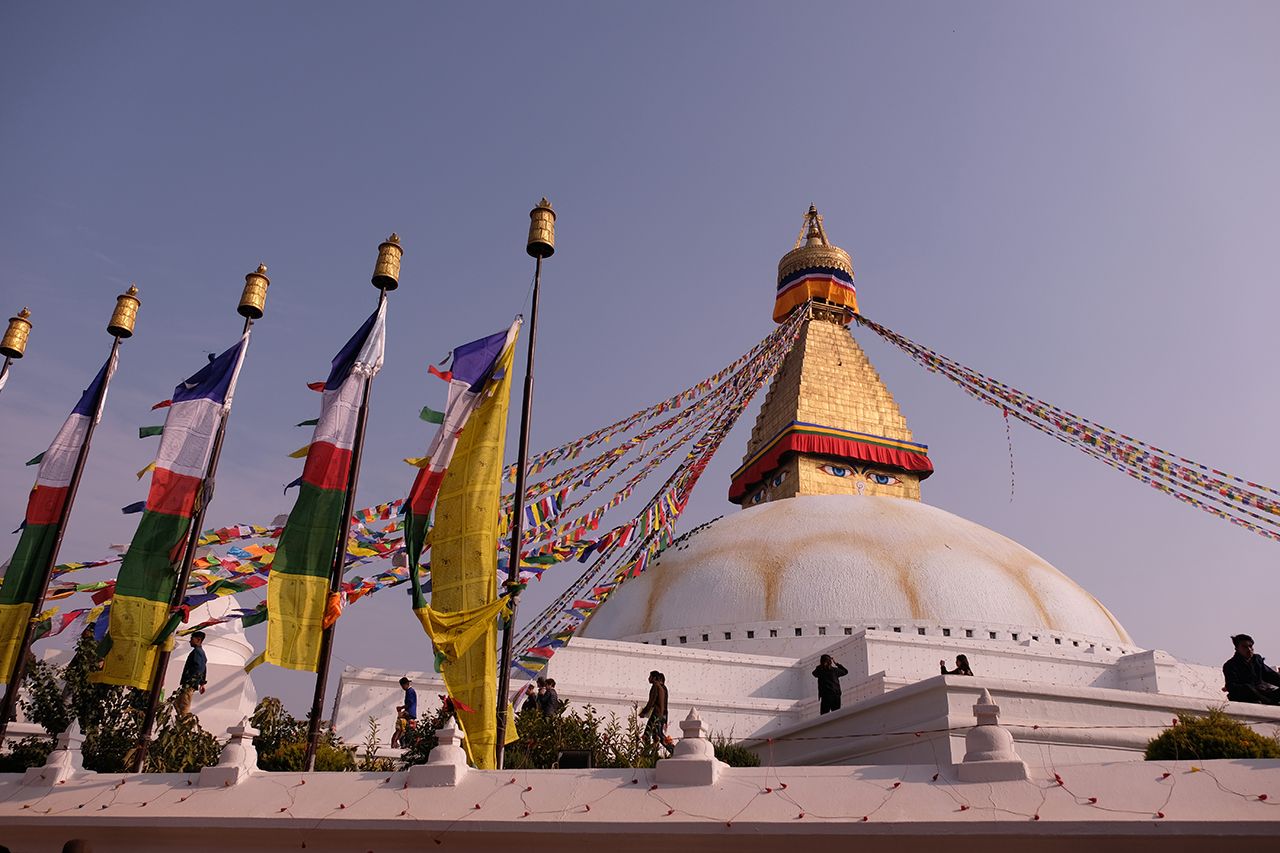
xmin=958 ymin=688 xmax=1028 ymax=782
xmin=656 ymin=709 xmax=727 ymax=786
xmin=406 ymin=717 xmax=469 ymax=787
xmin=199 ymin=717 xmax=260 ymax=787
xmin=23 ymin=721 xmax=86 ymax=786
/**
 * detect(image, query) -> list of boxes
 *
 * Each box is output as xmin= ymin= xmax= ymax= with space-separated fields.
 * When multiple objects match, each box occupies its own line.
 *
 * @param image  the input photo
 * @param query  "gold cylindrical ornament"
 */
xmin=372 ymin=233 xmax=403 ymax=290
xmin=107 ymin=286 xmax=142 ymax=338
xmin=526 ymin=198 xmax=556 ymax=259
xmin=238 ymin=264 xmax=270 ymax=319
xmin=1 ymin=308 xmax=32 ymax=359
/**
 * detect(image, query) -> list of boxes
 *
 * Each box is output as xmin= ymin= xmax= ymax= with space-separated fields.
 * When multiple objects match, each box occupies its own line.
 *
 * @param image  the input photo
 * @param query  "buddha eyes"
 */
xmin=770 ymin=471 xmax=788 ymax=487
xmin=817 ymin=464 xmax=901 ymax=486
xmin=751 ymin=490 xmax=765 ymax=504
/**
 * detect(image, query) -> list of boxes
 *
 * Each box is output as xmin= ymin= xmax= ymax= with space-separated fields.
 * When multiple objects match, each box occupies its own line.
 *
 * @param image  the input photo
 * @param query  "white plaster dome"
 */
xmin=580 ymin=495 xmax=1133 ymax=647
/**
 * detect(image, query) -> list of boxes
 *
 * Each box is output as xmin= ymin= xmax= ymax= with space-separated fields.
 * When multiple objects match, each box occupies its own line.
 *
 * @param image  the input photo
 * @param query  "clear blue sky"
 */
xmin=2 ymin=2 xmax=1278 ymax=716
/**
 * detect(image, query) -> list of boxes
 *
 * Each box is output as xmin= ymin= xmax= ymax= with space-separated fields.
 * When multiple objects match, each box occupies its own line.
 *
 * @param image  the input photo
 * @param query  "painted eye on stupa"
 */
xmin=770 ymin=471 xmax=789 ymax=487
xmin=750 ymin=490 xmax=765 ymax=504
xmin=869 ymin=472 xmax=900 ymax=486
xmin=819 ymin=464 xmax=851 ymax=478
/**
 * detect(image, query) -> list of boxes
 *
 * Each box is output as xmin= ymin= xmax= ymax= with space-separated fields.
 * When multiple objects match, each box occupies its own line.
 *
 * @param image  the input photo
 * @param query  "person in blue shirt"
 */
xmin=392 ymin=676 xmax=418 ymax=747
xmin=176 ymin=631 xmax=207 ymax=716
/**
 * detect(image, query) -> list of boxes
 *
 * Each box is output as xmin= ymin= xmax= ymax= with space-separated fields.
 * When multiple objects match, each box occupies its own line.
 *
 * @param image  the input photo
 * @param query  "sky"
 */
xmin=1 ymin=2 xmax=1278 ymax=719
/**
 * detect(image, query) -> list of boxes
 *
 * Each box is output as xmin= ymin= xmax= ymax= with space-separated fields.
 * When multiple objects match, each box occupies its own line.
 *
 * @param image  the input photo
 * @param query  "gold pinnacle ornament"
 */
xmin=238 ymin=264 xmax=270 ymax=319
xmin=372 ymin=233 xmax=403 ymax=291
xmin=526 ymin=198 xmax=556 ymax=259
xmin=1 ymin=308 xmax=32 ymax=359
xmin=107 ymin=286 xmax=142 ymax=338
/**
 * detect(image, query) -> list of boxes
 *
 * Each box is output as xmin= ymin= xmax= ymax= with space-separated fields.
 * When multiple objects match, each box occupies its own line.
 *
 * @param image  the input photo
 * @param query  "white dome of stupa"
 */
xmin=580 ymin=495 xmax=1133 ymax=648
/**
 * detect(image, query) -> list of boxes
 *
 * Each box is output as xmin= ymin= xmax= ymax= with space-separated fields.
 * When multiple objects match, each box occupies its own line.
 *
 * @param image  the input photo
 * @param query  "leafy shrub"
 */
xmin=1145 ymin=708 xmax=1280 ymax=761
xmin=2 ymin=634 xmax=223 ymax=773
xmin=0 ymin=736 xmax=55 ymax=773
xmin=358 ymin=716 xmax=396 ymax=772
xmin=502 ymin=704 xmax=657 ymax=770
xmin=712 ymin=736 xmax=761 ymax=767
xmin=259 ymin=740 xmax=356 ymax=772
xmin=136 ymin=703 xmax=223 ymax=773
xmin=248 ymin=697 xmax=353 ymax=771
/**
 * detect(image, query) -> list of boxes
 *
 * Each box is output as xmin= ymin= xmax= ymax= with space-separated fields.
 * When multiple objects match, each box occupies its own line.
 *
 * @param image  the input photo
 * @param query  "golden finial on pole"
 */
xmin=238 ymin=264 xmax=270 ymax=319
xmin=372 ymin=234 xmax=403 ymax=291
xmin=526 ymin=198 xmax=556 ymax=259
xmin=107 ymin=286 xmax=142 ymax=338
xmin=2 ymin=308 xmax=33 ymax=358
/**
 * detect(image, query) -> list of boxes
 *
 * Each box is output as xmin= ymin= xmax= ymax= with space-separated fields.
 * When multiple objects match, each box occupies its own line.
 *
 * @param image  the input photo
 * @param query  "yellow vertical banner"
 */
xmin=428 ymin=329 xmax=518 ymax=768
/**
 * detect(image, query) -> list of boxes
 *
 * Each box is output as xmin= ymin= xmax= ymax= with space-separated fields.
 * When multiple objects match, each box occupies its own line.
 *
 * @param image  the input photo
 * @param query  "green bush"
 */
xmin=712 ymin=736 xmax=761 ymax=767
xmin=0 ymin=736 xmax=55 ymax=773
xmin=248 ymin=697 xmax=354 ymax=771
xmin=1145 ymin=708 xmax=1280 ymax=761
xmin=502 ymin=704 xmax=657 ymax=770
xmin=0 ymin=634 xmax=224 ymax=773
xmin=259 ymin=740 xmax=356 ymax=772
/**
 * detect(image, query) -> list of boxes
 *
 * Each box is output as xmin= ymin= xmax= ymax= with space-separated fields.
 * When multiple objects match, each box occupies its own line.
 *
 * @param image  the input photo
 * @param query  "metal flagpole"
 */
xmin=0 ymin=290 xmax=137 ymax=742
xmin=131 ymin=267 xmax=268 ymax=772
xmin=0 ymin=308 xmax=33 ymax=398
xmin=495 ymin=199 xmax=555 ymax=769
xmin=301 ymin=235 xmax=401 ymax=771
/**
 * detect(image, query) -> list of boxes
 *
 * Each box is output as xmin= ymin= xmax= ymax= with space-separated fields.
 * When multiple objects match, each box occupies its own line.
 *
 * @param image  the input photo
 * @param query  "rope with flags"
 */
xmin=510 ymin=307 xmax=806 ymax=676
xmin=853 ymin=313 xmax=1280 ymax=542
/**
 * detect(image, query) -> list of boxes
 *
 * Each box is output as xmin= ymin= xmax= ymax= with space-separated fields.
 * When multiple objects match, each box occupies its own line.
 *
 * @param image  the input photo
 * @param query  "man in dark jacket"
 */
xmin=812 ymin=654 xmax=848 ymax=714
xmin=1223 ymin=634 xmax=1280 ymax=705
xmin=176 ymin=631 xmax=207 ymax=716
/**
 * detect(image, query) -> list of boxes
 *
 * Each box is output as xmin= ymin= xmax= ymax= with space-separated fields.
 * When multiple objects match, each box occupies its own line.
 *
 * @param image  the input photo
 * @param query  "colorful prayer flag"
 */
xmin=0 ymin=350 xmax=118 ymax=683
xmin=266 ymin=302 xmax=386 ymax=671
xmin=93 ymin=335 xmax=248 ymax=689
xmin=406 ymin=319 xmax=520 ymax=768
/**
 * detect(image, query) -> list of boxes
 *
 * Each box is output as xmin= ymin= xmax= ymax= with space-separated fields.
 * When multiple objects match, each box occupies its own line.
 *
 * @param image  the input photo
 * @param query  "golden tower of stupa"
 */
xmin=729 ymin=206 xmax=933 ymax=506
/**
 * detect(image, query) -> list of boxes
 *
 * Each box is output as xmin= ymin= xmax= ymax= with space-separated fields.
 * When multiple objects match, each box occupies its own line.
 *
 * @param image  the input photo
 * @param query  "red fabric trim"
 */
xmin=146 ymin=467 xmax=203 ymax=517
xmin=306 ymin=381 xmax=325 ymax=392
xmin=729 ymin=433 xmax=933 ymax=501
xmin=25 ymin=484 xmax=69 ymax=526
xmin=427 ymin=364 xmax=454 ymax=383
xmin=300 ymin=441 xmax=353 ymax=491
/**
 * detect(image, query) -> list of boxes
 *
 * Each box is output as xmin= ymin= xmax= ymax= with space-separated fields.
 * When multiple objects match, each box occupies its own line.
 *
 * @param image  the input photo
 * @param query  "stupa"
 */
xmin=334 ymin=208 xmax=1278 ymax=768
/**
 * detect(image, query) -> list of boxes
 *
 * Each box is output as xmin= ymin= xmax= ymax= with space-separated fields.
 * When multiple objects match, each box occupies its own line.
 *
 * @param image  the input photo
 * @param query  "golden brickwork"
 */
xmin=737 ymin=306 xmax=925 ymax=506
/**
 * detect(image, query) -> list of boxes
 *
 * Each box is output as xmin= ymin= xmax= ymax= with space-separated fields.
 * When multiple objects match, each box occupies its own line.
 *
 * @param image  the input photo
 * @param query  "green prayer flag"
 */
xmin=419 ymin=405 xmax=445 ymax=424
xmin=138 ymin=425 xmax=164 ymax=438
xmin=25 ymin=452 xmax=44 ymax=466
xmin=295 ymin=418 xmax=320 ymax=427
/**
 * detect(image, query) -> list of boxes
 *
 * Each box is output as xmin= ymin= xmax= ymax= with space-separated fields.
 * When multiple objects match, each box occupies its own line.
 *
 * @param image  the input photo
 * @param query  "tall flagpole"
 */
xmin=131 ymin=267 xmax=268 ymax=772
xmin=495 ymin=199 xmax=555 ymax=768
xmin=0 ymin=290 xmax=137 ymax=742
xmin=301 ymin=235 xmax=401 ymax=772
xmin=0 ymin=308 xmax=33 ymax=397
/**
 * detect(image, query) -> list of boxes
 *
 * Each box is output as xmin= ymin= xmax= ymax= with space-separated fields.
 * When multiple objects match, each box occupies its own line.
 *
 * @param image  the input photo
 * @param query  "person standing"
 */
xmin=521 ymin=679 xmax=542 ymax=713
xmin=1223 ymin=634 xmax=1280 ymax=705
xmin=639 ymin=671 xmax=669 ymax=747
xmin=940 ymin=654 xmax=974 ymax=676
xmin=539 ymin=678 xmax=561 ymax=715
xmin=812 ymin=654 xmax=848 ymax=714
xmin=175 ymin=631 xmax=207 ymax=716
